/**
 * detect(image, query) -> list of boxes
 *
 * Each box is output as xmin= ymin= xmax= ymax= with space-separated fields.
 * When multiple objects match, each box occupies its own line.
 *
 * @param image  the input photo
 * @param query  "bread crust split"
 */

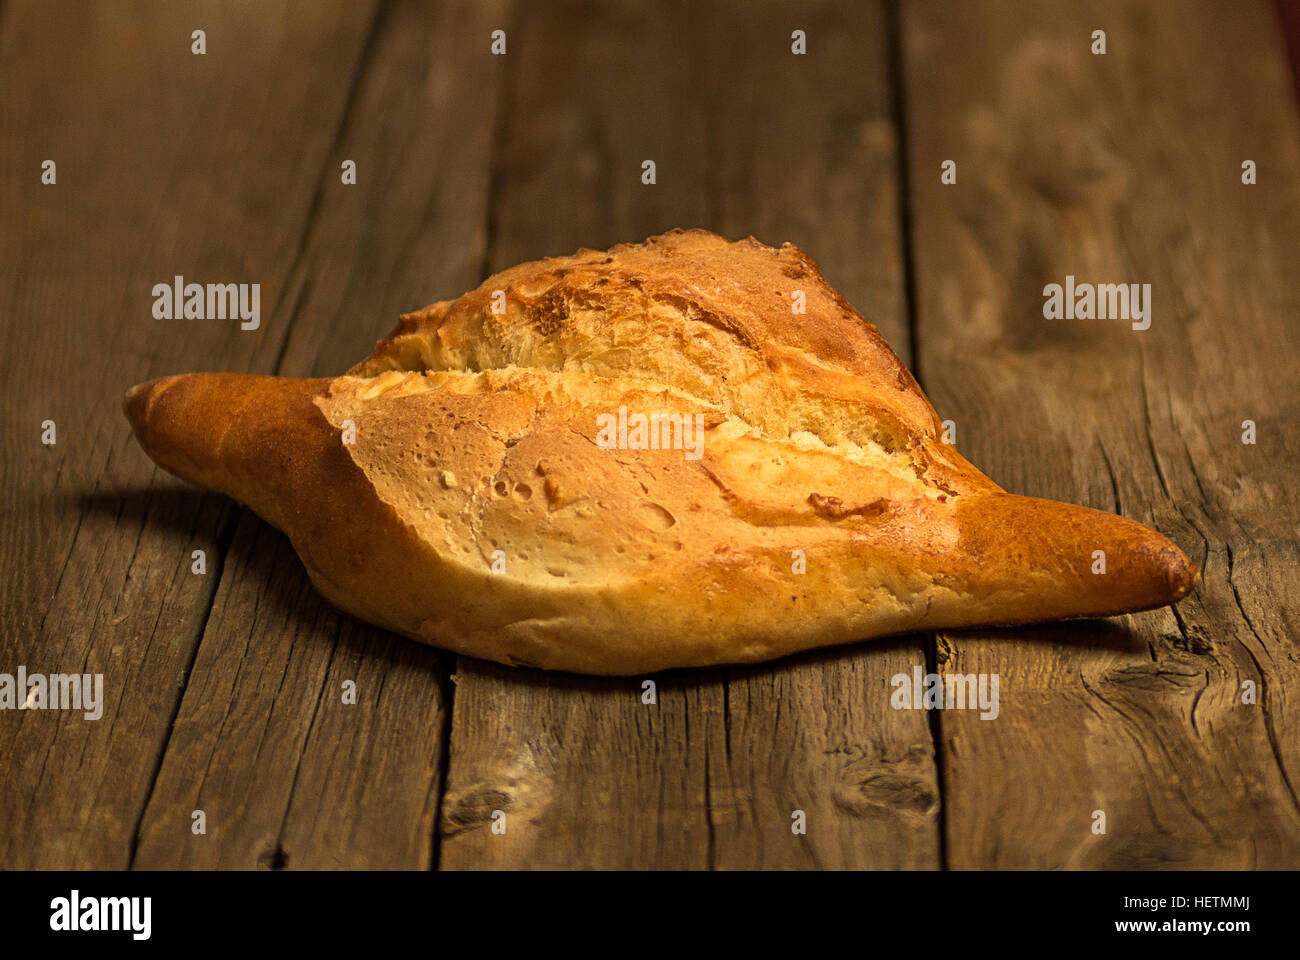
xmin=124 ymin=229 xmax=1197 ymax=675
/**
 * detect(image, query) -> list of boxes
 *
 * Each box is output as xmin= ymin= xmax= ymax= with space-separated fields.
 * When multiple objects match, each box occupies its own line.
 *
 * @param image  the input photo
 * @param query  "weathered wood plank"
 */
xmin=132 ymin=0 xmax=509 ymax=869
xmin=0 ymin=0 xmax=379 ymax=868
xmin=439 ymin=0 xmax=940 ymax=869
xmin=901 ymin=0 xmax=1300 ymax=867
xmin=700 ymin=0 xmax=939 ymax=869
xmin=13 ymin=0 xmax=1292 ymax=873
xmin=437 ymin=0 xmax=719 ymax=870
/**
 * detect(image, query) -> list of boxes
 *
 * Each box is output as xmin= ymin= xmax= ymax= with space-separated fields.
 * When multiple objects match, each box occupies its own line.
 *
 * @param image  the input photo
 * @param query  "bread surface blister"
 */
xmin=124 ymin=229 xmax=1197 ymax=674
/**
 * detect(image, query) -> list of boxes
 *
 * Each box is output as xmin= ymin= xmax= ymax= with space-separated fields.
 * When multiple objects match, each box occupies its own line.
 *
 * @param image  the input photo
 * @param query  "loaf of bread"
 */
xmin=124 ymin=229 xmax=1196 ymax=674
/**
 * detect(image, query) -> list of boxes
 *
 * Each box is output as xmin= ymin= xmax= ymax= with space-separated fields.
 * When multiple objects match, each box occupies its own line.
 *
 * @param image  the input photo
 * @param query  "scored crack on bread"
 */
xmin=123 ymin=228 xmax=1197 ymax=674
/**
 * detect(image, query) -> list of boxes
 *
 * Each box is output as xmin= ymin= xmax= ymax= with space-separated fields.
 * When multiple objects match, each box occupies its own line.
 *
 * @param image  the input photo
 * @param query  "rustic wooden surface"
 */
xmin=904 ymin=0 xmax=1300 ymax=869
xmin=1 ymin=0 xmax=1296 ymax=869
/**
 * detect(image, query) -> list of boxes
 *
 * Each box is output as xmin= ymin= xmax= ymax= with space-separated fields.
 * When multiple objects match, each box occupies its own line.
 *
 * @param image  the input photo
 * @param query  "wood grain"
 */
xmin=436 ymin=0 xmax=719 ymax=870
xmin=132 ymin=0 xmax=508 ymax=869
xmin=901 ymin=0 xmax=1300 ymax=867
xmin=699 ymin=0 xmax=939 ymax=870
xmin=0 ymin=0 xmax=380 ymax=869
xmin=2 ymin=0 xmax=1296 ymax=871
xmin=438 ymin=0 xmax=940 ymax=870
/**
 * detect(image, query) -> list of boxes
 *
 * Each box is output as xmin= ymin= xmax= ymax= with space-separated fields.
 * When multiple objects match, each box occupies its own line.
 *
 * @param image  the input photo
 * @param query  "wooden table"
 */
xmin=2 ymin=0 xmax=1297 ymax=870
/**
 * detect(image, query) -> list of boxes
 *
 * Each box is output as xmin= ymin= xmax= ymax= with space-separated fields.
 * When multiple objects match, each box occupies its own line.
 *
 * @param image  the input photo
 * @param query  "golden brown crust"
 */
xmin=123 ymin=229 xmax=1197 ymax=674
